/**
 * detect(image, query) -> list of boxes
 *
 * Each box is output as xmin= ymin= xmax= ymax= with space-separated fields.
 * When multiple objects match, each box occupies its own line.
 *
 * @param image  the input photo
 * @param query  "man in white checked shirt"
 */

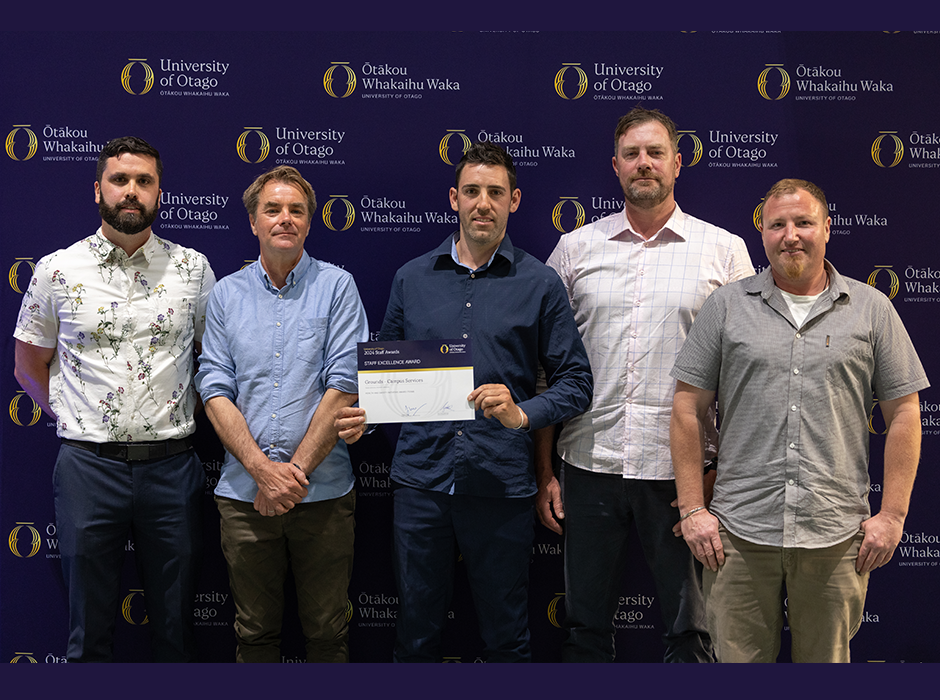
xmin=534 ymin=107 xmax=755 ymax=662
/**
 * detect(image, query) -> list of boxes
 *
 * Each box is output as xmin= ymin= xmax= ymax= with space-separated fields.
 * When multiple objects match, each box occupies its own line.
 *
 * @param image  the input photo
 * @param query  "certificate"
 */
xmin=357 ymin=339 xmax=475 ymax=424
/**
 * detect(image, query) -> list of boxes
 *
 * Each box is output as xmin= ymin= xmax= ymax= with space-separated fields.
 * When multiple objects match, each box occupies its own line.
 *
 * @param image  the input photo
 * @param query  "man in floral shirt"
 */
xmin=13 ymin=136 xmax=216 ymax=662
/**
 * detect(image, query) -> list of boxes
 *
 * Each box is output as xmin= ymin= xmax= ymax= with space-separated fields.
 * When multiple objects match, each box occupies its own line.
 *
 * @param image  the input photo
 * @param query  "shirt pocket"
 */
xmin=297 ymin=317 xmax=328 ymax=366
xmin=824 ymin=335 xmax=873 ymax=393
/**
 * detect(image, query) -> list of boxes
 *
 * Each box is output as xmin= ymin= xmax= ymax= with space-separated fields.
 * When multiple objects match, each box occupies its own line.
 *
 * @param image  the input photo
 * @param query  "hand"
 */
xmin=253 ymin=460 xmax=309 ymax=513
xmin=671 ymin=468 xmax=718 ymax=536
xmin=536 ymin=474 xmax=565 ymax=535
xmin=335 ymin=406 xmax=367 ymax=444
xmin=856 ymin=511 xmax=905 ymax=574
xmin=254 ymin=491 xmax=286 ymax=517
xmin=468 ymin=384 xmax=526 ymax=429
xmin=679 ymin=508 xmax=724 ymax=572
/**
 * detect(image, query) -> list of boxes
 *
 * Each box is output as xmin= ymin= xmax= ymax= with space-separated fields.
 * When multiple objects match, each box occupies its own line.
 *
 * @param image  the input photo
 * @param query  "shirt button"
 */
xmin=470 ymin=274 xmax=475 ymax=279
xmin=795 ymin=332 xmax=802 ymax=338
xmin=793 ymin=368 xmax=800 ymax=375
xmin=789 ymin=442 xmax=796 ymax=449
xmin=466 ymin=302 xmax=471 ymax=307
xmin=274 ymin=382 xmax=279 ymax=388
xmin=271 ymin=413 xmax=277 ymax=418
xmin=275 ymin=352 xmax=281 ymax=358
xmin=278 ymin=294 xmax=283 ymax=299
xmin=457 ymin=430 xmax=463 ymax=436
xmin=790 ymin=405 xmax=797 ymax=411
xmin=276 ymin=322 xmax=281 ymax=327
xmin=634 ymin=300 xmax=641 ymax=306
xmin=788 ymin=479 xmax=795 ymax=485
xmin=462 ymin=334 xmax=468 ymax=338
xmin=269 ymin=443 xmax=275 ymax=449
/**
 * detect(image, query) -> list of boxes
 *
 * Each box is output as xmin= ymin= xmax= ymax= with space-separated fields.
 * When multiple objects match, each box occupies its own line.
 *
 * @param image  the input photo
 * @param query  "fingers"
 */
xmin=335 ymin=406 xmax=367 ymax=444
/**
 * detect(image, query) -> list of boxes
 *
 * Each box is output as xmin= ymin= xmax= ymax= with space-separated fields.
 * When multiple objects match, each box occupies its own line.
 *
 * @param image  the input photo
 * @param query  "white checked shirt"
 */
xmin=547 ymin=205 xmax=755 ymax=480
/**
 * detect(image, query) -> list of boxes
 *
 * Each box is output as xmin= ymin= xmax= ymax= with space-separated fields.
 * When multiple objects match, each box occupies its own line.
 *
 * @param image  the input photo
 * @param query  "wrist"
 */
xmin=680 ymin=505 xmax=708 ymax=521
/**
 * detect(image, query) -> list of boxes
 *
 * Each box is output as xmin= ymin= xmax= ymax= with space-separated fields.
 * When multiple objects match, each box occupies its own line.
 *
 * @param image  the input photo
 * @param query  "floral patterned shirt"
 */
xmin=14 ymin=229 xmax=216 ymax=442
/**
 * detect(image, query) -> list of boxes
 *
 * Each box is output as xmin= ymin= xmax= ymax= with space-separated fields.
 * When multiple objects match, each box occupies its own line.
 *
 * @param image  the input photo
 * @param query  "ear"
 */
xmin=509 ymin=188 xmax=521 ymax=214
xmin=449 ymin=187 xmax=459 ymax=212
xmin=249 ymin=216 xmax=258 ymax=237
xmin=94 ymin=180 xmax=101 ymax=205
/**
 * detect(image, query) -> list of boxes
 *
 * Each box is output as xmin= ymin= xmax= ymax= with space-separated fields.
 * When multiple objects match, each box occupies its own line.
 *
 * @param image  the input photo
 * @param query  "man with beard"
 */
xmin=671 ymin=179 xmax=926 ymax=662
xmin=13 ymin=136 xmax=215 ymax=662
xmin=534 ymin=108 xmax=754 ymax=662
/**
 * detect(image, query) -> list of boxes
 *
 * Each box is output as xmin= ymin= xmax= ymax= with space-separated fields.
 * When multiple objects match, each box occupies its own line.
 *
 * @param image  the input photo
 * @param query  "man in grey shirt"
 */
xmin=670 ymin=178 xmax=927 ymax=662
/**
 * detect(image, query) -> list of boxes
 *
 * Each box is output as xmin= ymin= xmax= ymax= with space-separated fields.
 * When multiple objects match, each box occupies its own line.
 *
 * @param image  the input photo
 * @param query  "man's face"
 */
xmin=250 ymin=181 xmax=311 ymax=264
xmin=449 ymin=164 xmax=521 ymax=251
xmin=761 ymin=188 xmax=831 ymax=288
xmin=95 ymin=153 xmax=161 ymax=235
xmin=612 ymin=121 xmax=681 ymax=210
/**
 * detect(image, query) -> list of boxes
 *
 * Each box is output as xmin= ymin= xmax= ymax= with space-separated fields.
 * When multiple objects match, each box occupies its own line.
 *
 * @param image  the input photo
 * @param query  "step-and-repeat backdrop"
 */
xmin=2 ymin=31 xmax=938 ymax=663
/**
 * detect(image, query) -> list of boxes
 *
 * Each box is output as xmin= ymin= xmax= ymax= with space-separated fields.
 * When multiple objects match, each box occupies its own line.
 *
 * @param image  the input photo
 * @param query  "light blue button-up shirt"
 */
xmin=196 ymin=253 xmax=368 ymax=503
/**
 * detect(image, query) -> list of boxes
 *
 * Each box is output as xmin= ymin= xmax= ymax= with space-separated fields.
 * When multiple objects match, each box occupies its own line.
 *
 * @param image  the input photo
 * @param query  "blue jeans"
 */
xmin=391 ymin=485 xmax=534 ymax=662
xmin=53 ymin=443 xmax=203 ymax=662
xmin=560 ymin=462 xmax=713 ymax=662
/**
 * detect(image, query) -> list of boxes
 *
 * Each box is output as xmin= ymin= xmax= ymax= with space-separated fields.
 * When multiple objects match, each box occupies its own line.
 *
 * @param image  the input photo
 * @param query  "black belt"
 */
xmin=62 ymin=436 xmax=194 ymax=462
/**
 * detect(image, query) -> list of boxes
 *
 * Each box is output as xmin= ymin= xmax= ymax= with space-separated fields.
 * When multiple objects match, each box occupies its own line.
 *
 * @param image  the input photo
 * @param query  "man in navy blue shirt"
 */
xmin=336 ymin=142 xmax=592 ymax=662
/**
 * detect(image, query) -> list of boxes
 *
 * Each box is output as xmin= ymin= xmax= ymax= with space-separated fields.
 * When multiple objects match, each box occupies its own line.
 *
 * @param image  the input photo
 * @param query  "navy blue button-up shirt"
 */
xmin=380 ymin=234 xmax=593 ymax=498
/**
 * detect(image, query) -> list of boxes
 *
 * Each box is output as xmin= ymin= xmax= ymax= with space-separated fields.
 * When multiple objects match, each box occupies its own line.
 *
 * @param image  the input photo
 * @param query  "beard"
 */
xmin=99 ymin=198 xmax=158 ymax=235
xmin=623 ymin=173 xmax=672 ymax=209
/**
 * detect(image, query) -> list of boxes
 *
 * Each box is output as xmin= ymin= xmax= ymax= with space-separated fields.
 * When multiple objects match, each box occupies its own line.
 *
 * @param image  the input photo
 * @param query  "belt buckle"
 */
xmin=125 ymin=444 xmax=153 ymax=461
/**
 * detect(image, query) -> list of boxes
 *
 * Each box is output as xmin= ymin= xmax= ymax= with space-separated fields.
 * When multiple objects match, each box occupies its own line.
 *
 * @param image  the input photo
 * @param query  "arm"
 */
xmin=254 ymin=388 xmax=359 ymax=515
xmin=14 ymin=340 xmax=57 ymax=419
xmin=204 ymin=395 xmax=308 ymax=515
xmin=534 ymin=425 xmax=563 ymax=534
xmin=671 ymin=380 xmax=724 ymax=571
xmin=856 ymin=392 xmax=921 ymax=573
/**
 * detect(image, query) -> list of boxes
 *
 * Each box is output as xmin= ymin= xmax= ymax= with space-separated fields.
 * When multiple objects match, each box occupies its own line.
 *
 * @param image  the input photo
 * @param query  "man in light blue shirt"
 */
xmin=196 ymin=166 xmax=368 ymax=662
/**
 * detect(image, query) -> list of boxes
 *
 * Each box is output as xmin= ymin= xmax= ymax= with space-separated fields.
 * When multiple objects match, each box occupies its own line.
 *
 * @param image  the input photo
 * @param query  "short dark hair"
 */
xmin=96 ymin=136 xmax=163 ymax=184
xmin=613 ymin=107 xmax=679 ymax=155
xmin=762 ymin=178 xmax=828 ymax=224
xmin=242 ymin=165 xmax=317 ymax=220
xmin=455 ymin=141 xmax=517 ymax=192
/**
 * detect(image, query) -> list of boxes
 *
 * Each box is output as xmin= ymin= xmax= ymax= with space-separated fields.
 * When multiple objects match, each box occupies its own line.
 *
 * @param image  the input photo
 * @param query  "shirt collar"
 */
xmin=91 ymin=227 xmax=158 ymax=264
xmin=255 ymin=251 xmax=312 ymax=291
xmin=612 ymin=203 xmax=688 ymax=242
xmin=745 ymin=260 xmax=849 ymax=302
xmin=437 ymin=232 xmax=515 ymax=272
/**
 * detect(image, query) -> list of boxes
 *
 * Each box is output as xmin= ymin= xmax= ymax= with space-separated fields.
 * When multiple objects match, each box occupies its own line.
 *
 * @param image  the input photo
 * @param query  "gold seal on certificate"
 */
xmin=357 ymin=339 xmax=475 ymax=423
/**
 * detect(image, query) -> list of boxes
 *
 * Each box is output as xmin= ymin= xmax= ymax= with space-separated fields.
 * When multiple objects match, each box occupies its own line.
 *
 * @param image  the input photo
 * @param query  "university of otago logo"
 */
xmin=547 ymin=593 xmax=565 ymax=628
xmin=868 ymin=398 xmax=888 ymax=435
xmin=8 ymin=522 xmax=42 ymax=558
xmin=121 ymin=59 xmax=155 ymax=96
xmin=322 ymin=195 xmax=356 ymax=231
xmin=10 ymin=391 xmax=42 ymax=427
xmin=324 ymin=62 xmax=357 ymax=99
xmin=752 ymin=200 xmax=765 ymax=233
xmin=439 ymin=130 xmax=472 ymax=166
xmin=552 ymin=197 xmax=586 ymax=234
xmin=122 ymin=590 xmax=149 ymax=625
xmin=554 ymin=63 xmax=588 ymax=100
xmin=757 ymin=64 xmax=790 ymax=101
xmin=867 ymin=265 xmax=900 ymax=300
xmin=345 ymin=599 xmax=354 ymax=623
xmin=440 ymin=345 xmax=449 ymax=354
xmin=5 ymin=125 xmax=38 ymax=161
xmin=677 ymin=130 xmax=703 ymax=167
xmin=871 ymin=131 xmax=904 ymax=168
xmin=10 ymin=652 xmax=38 ymax=663
xmin=236 ymin=127 xmax=270 ymax=163
xmin=9 ymin=258 xmax=36 ymax=293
